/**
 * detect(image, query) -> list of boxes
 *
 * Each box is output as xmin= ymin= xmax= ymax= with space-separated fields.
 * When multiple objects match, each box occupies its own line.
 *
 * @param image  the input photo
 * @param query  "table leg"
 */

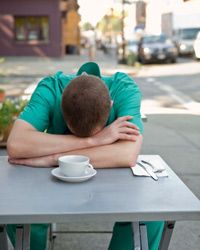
xmin=15 ymin=225 xmax=23 ymax=250
xmin=159 ymin=221 xmax=175 ymax=250
xmin=23 ymin=224 xmax=30 ymax=250
xmin=132 ymin=222 xmax=149 ymax=250
xmin=0 ymin=224 xmax=8 ymax=250
xmin=140 ymin=224 xmax=149 ymax=250
xmin=49 ymin=223 xmax=57 ymax=250
xmin=15 ymin=224 xmax=31 ymax=250
xmin=132 ymin=222 xmax=141 ymax=250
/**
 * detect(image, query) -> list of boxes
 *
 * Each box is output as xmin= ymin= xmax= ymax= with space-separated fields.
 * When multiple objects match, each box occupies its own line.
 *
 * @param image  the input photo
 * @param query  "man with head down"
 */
xmin=7 ymin=62 xmax=163 ymax=250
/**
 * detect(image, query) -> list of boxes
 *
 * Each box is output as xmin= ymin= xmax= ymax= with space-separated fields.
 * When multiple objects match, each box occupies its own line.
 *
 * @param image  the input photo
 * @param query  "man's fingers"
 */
xmin=116 ymin=116 xmax=133 ymax=123
xmin=119 ymin=121 xmax=139 ymax=130
xmin=119 ymin=133 xmax=138 ymax=141
xmin=119 ymin=127 xmax=140 ymax=135
xmin=114 ymin=116 xmax=140 ymax=131
xmin=9 ymin=158 xmax=27 ymax=165
xmin=9 ymin=159 xmax=21 ymax=165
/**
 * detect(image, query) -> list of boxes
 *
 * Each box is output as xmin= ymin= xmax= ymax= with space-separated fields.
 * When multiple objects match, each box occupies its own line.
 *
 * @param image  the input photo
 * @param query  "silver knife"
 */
xmin=141 ymin=160 xmax=162 ymax=173
xmin=137 ymin=162 xmax=158 ymax=181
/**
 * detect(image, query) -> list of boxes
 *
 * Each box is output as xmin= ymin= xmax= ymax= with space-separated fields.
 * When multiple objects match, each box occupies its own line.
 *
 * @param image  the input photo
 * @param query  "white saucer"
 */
xmin=51 ymin=164 xmax=97 ymax=183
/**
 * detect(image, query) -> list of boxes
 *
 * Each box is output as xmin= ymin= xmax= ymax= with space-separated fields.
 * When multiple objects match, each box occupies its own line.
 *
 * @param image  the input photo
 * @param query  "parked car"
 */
xmin=174 ymin=28 xmax=200 ymax=56
xmin=138 ymin=34 xmax=178 ymax=64
xmin=194 ymin=31 xmax=200 ymax=60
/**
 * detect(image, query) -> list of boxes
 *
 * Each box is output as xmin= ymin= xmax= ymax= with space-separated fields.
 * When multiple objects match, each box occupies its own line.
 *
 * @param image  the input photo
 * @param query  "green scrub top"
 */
xmin=12 ymin=63 xmax=164 ymax=250
xmin=19 ymin=62 xmax=143 ymax=134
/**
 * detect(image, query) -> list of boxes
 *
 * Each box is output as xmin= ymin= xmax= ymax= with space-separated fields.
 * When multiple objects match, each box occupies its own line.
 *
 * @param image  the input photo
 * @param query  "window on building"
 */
xmin=14 ymin=16 xmax=49 ymax=43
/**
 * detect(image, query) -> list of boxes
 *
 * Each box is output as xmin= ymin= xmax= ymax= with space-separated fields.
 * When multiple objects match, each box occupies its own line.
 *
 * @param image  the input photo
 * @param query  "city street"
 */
xmin=136 ymin=57 xmax=200 ymax=250
xmin=1 ymin=53 xmax=200 ymax=115
xmin=135 ymin=57 xmax=200 ymax=116
xmin=1 ymin=51 xmax=200 ymax=250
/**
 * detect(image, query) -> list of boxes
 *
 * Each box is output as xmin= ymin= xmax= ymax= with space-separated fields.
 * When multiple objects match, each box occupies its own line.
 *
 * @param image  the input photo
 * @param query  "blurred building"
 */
xmin=161 ymin=0 xmax=200 ymax=35
xmin=135 ymin=1 xmax=146 ymax=30
xmin=0 ymin=0 xmax=80 ymax=57
xmin=123 ymin=0 xmax=146 ymax=40
xmin=145 ymin=0 xmax=200 ymax=35
xmin=63 ymin=0 xmax=80 ymax=55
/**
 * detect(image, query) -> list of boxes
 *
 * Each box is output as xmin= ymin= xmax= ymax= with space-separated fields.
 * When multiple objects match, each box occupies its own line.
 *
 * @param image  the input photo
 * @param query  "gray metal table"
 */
xmin=0 ymin=155 xmax=200 ymax=250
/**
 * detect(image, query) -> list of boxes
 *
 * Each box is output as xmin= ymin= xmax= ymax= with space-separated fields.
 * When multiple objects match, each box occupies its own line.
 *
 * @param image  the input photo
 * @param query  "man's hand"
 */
xmin=8 ymin=154 xmax=57 ymax=168
xmin=91 ymin=116 xmax=140 ymax=146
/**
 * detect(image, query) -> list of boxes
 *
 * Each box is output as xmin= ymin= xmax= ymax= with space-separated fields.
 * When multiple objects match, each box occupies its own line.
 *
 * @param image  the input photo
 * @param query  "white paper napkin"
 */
xmin=131 ymin=160 xmax=168 ymax=178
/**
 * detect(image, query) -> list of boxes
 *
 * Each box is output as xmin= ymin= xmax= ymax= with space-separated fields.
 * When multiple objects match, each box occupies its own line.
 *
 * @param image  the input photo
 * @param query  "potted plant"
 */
xmin=0 ymin=88 xmax=5 ymax=102
xmin=0 ymin=98 xmax=27 ymax=143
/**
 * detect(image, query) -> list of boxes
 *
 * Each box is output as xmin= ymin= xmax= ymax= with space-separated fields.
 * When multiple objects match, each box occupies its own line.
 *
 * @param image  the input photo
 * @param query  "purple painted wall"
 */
xmin=0 ymin=0 xmax=62 ymax=57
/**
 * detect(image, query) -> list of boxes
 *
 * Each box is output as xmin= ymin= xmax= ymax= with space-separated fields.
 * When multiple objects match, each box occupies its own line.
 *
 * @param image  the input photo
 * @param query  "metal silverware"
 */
xmin=141 ymin=160 xmax=163 ymax=173
xmin=137 ymin=162 xmax=158 ymax=181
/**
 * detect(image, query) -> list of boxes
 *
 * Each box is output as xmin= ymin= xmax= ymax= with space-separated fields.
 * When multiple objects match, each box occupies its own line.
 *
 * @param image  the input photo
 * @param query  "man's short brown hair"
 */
xmin=62 ymin=75 xmax=111 ymax=137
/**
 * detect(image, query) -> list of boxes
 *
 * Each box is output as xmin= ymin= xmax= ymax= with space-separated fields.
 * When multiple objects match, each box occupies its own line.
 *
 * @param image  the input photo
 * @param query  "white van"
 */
xmin=194 ymin=31 xmax=200 ymax=60
xmin=174 ymin=28 xmax=200 ymax=56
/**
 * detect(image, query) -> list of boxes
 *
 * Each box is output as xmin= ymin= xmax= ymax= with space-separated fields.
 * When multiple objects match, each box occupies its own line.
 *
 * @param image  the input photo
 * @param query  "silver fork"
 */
xmin=137 ymin=162 xmax=158 ymax=181
xmin=141 ymin=160 xmax=163 ymax=173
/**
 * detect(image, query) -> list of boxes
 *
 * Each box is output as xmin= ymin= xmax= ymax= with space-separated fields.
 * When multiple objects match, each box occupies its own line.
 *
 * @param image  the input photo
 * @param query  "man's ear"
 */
xmin=110 ymin=100 xmax=113 ymax=107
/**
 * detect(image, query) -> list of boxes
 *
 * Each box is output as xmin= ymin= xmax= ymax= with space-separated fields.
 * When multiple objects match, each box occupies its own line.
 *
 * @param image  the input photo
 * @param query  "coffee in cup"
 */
xmin=58 ymin=155 xmax=90 ymax=177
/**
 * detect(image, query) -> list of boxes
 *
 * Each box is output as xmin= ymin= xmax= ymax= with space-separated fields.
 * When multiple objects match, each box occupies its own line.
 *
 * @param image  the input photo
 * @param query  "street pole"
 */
xmin=121 ymin=0 xmax=126 ymax=63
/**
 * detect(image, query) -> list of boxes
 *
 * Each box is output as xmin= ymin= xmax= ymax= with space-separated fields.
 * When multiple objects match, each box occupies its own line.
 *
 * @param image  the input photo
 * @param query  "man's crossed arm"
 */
xmin=7 ymin=116 xmax=142 ymax=168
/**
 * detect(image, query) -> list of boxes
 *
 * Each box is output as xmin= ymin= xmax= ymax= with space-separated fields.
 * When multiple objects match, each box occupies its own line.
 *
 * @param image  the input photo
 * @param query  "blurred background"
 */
xmin=1 ymin=0 xmax=200 ymax=60
xmin=0 ymin=0 xmax=200 ymax=250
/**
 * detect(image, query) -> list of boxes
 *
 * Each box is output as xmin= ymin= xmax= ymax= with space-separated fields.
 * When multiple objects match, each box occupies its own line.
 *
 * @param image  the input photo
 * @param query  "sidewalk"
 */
xmin=0 ymin=49 xmax=137 ymax=76
xmin=1 ymin=50 xmax=200 ymax=250
xmin=0 ymin=49 xmax=138 ymax=97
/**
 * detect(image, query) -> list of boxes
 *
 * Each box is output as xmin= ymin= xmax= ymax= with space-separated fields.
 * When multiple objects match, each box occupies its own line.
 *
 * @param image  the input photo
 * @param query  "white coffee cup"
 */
xmin=58 ymin=155 xmax=90 ymax=177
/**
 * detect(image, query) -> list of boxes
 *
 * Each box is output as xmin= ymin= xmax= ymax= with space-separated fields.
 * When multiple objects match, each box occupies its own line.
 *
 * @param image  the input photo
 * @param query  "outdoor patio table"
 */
xmin=0 ymin=155 xmax=200 ymax=250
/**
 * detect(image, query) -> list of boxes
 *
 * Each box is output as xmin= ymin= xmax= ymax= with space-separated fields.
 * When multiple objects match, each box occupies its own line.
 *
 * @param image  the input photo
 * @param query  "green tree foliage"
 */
xmin=97 ymin=14 xmax=121 ymax=34
xmin=82 ymin=22 xmax=93 ymax=31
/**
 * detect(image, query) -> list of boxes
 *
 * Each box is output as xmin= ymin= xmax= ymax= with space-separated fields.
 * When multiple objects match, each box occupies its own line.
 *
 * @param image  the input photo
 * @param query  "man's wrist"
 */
xmin=52 ymin=153 xmax=60 ymax=166
xmin=85 ymin=136 xmax=98 ymax=148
